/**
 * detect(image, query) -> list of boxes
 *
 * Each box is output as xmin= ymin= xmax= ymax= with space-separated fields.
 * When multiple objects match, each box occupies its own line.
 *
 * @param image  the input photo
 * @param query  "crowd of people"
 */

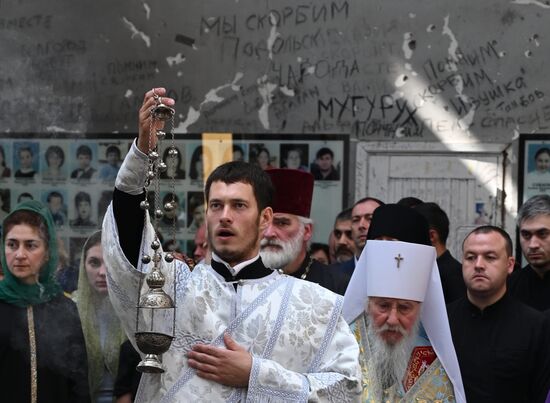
xmin=0 ymin=88 xmax=549 ymax=402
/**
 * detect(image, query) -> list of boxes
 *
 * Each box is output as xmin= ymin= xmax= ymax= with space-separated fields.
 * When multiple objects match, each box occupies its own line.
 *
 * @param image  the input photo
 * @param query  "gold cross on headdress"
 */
xmin=395 ymin=254 xmax=404 ymax=268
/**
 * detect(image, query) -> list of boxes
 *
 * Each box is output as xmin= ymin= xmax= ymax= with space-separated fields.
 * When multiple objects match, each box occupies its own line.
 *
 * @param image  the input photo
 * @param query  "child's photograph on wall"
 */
xmin=520 ymin=136 xmax=550 ymax=203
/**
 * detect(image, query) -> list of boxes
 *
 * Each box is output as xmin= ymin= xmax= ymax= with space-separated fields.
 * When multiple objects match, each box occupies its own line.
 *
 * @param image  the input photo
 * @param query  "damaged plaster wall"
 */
xmin=1 ymin=0 xmax=549 ymax=220
xmin=1 ymin=0 xmax=548 ymax=139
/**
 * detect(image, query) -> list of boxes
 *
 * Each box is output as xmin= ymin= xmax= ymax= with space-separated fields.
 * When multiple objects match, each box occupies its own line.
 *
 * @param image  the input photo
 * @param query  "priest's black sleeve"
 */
xmin=447 ymin=295 xmax=550 ymax=403
xmin=112 ymin=187 xmax=145 ymax=268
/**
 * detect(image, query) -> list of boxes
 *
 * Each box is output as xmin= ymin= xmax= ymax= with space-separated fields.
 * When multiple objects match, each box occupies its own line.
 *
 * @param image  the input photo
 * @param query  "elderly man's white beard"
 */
xmin=260 ymin=225 xmax=305 ymax=270
xmin=366 ymin=315 xmax=420 ymax=400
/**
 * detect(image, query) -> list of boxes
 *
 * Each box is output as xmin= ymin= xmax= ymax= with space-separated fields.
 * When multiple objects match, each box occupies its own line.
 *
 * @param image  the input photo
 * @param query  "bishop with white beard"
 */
xmin=343 ymin=204 xmax=467 ymax=402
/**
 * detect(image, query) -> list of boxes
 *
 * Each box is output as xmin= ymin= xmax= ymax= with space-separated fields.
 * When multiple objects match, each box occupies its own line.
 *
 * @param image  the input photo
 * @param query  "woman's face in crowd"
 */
xmin=536 ymin=152 xmax=550 ymax=172
xmin=4 ymin=224 xmax=48 ymax=285
xmin=85 ymin=243 xmax=108 ymax=294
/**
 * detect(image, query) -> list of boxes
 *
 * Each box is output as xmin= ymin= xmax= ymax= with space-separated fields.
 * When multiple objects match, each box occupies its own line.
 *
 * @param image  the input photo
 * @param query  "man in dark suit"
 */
xmin=509 ymin=194 xmax=550 ymax=311
xmin=448 ymin=226 xmax=550 ymax=402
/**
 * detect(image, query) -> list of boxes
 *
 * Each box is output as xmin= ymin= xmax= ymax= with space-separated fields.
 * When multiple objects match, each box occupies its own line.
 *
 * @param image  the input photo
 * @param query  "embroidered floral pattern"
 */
xmin=104 ymin=206 xmax=361 ymax=402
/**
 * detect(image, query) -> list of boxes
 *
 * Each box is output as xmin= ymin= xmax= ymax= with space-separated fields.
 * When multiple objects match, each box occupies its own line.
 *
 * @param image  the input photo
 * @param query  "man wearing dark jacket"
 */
xmin=415 ymin=202 xmax=466 ymax=303
xmin=509 ymin=195 xmax=550 ymax=311
xmin=448 ymin=225 xmax=550 ymax=402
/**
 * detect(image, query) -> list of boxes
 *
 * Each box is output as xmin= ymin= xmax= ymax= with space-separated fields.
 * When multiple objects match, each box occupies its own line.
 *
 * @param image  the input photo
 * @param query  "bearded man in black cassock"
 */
xmin=260 ymin=168 xmax=348 ymax=295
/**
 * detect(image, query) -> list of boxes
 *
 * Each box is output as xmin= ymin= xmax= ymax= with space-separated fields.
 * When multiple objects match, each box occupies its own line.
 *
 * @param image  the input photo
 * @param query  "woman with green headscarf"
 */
xmin=75 ymin=231 xmax=126 ymax=402
xmin=0 ymin=200 xmax=90 ymax=402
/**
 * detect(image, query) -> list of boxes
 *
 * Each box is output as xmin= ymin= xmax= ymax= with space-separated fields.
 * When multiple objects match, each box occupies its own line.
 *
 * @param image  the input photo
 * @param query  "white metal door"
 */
xmin=355 ymin=142 xmax=508 ymax=258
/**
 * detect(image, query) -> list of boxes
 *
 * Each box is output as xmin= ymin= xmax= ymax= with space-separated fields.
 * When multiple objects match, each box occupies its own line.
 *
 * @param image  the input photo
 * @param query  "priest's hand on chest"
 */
xmin=187 ymin=332 xmax=252 ymax=387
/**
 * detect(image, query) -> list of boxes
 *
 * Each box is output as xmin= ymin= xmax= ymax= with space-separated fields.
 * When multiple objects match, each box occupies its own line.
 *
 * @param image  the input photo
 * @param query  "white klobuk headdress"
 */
xmin=343 ymin=240 xmax=467 ymax=403
xmin=366 ymin=240 xmax=433 ymax=301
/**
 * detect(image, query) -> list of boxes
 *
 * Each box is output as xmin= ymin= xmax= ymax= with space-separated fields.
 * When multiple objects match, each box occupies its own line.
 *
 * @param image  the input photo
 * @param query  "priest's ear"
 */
xmin=259 ymin=207 xmax=273 ymax=232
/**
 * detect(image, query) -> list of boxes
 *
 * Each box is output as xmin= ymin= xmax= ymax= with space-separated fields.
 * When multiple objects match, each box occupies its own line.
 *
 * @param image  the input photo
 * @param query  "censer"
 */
xmin=134 ymin=92 xmax=178 ymax=373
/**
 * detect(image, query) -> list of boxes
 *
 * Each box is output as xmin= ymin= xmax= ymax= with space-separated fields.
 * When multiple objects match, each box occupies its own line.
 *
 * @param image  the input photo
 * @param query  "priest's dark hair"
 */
xmin=414 ymin=202 xmax=450 ymax=244
xmin=205 ymin=161 xmax=274 ymax=212
xmin=462 ymin=225 xmax=513 ymax=256
xmin=517 ymin=194 xmax=550 ymax=226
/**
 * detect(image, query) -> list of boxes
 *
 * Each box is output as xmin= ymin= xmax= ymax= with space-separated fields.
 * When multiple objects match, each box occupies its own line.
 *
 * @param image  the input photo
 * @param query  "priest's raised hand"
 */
xmin=101 ymin=88 xmax=362 ymax=402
